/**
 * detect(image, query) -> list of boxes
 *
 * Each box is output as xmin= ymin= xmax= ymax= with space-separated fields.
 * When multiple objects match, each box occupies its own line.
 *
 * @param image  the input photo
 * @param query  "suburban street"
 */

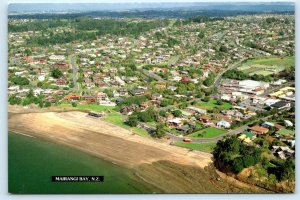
xmin=69 ymin=55 xmax=79 ymax=90
xmin=213 ymin=58 xmax=248 ymax=88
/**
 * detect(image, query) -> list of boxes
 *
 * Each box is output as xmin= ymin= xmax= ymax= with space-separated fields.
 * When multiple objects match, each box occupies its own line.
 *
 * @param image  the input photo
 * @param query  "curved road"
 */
xmin=213 ymin=58 xmax=248 ymax=88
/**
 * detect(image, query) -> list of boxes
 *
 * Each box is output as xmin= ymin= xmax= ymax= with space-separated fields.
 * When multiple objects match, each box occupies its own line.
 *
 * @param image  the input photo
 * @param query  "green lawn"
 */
xmin=277 ymin=128 xmax=295 ymax=135
xmin=104 ymin=112 xmax=150 ymax=138
xmin=173 ymin=142 xmax=216 ymax=153
xmin=187 ymin=127 xmax=226 ymax=138
xmin=197 ymin=99 xmax=232 ymax=110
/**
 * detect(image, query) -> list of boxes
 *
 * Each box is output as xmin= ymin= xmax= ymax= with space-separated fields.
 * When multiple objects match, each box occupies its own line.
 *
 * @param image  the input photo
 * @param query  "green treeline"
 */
xmin=9 ymin=19 xmax=66 ymax=32
xmin=223 ymin=66 xmax=295 ymax=82
xmin=213 ymin=136 xmax=295 ymax=184
xmin=27 ymin=31 xmax=97 ymax=46
xmin=75 ymin=18 xmax=170 ymax=36
xmin=11 ymin=18 xmax=172 ymax=45
xmin=213 ymin=137 xmax=262 ymax=173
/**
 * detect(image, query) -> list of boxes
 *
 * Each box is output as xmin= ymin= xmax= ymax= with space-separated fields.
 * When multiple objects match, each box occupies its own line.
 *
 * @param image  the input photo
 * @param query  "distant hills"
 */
xmin=8 ymin=2 xmax=295 ymax=19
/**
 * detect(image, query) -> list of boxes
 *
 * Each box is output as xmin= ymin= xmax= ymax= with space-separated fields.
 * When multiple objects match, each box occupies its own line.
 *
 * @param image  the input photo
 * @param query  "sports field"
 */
xmin=238 ymin=56 xmax=294 ymax=76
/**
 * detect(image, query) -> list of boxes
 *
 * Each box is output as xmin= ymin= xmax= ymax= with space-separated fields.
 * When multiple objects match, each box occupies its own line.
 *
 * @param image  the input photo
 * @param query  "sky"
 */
xmin=7 ymin=0 xmax=296 ymax=3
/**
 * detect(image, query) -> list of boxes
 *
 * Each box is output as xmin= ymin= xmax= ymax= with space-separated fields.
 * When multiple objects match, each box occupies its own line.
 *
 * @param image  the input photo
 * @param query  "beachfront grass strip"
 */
xmin=104 ymin=112 xmax=150 ymax=137
xmin=173 ymin=141 xmax=216 ymax=153
xmin=58 ymin=102 xmax=115 ymax=112
xmin=187 ymin=127 xmax=226 ymax=138
xmin=196 ymin=99 xmax=232 ymax=110
xmin=76 ymin=104 xmax=116 ymax=112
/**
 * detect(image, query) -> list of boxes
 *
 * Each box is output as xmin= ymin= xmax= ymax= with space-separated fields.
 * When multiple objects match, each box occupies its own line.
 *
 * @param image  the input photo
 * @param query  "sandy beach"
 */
xmin=8 ymin=106 xmax=268 ymax=193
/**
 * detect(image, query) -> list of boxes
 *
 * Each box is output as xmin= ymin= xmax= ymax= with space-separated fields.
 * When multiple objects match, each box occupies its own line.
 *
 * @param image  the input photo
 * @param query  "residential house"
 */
xmin=199 ymin=115 xmax=210 ymax=124
xmin=270 ymin=101 xmax=291 ymax=110
xmin=238 ymin=131 xmax=256 ymax=144
xmin=97 ymin=92 xmax=109 ymax=103
xmin=82 ymin=95 xmax=97 ymax=103
xmin=261 ymin=121 xmax=275 ymax=129
xmin=217 ymin=120 xmax=231 ymax=128
xmin=64 ymin=93 xmax=80 ymax=101
xmin=44 ymin=96 xmax=56 ymax=103
xmin=151 ymin=93 xmax=163 ymax=100
xmin=249 ymin=125 xmax=269 ymax=135
xmin=120 ymin=104 xmax=138 ymax=115
xmin=284 ymin=120 xmax=293 ymax=127
xmin=52 ymin=62 xmax=69 ymax=70
xmin=168 ymin=118 xmax=184 ymax=128
xmin=56 ymin=78 xmax=67 ymax=86
xmin=186 ymin=106 xmax=207 ymax=115
xmin=140 ymin=102 xmax=149 ymax=111
xmin=131 ymin=88 xmax=145 ymax=96
xmin=274 ymin=123 xmax=284 ymax=130
xmin=118 ymin=89 xmax=128 ymax=96
xmin=177 ymin=125 xmax=192 ymax=134
xmin=272 ymin=146 xmax=295 ymax=160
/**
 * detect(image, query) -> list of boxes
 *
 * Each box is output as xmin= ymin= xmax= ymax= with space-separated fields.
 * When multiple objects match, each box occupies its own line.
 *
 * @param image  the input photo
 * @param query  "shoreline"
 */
xmin=8 ymin=106 xmax=269 ymax=193
xmin=12 ymin=131 xmax=36 ymax=138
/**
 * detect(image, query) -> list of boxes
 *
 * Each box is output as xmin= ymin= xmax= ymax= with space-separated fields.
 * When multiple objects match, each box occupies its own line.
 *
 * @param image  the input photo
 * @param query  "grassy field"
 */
xmin=103 ymin=112 xmax=150 ymax=137
xmin=197 ymin=99 xmax=232 ymax=110
xmin=238 ymin=56 xmax=294 ymax=76
xmin=187 ymin=127 xmax=226 ymax=138
xmin=173 ymin=141 xmax=216 ymax=153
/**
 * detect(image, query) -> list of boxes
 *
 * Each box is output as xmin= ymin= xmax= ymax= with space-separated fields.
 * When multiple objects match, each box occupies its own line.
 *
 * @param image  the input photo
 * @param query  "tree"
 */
xmin=44 ymin=102 xmax=51 ymax=107
xmin=154 ymin=123 xmax=166 ymax=138
xmin=219 ymin=45 xmax=228 ymax=53
xmin=216 ymin=99 xmax=223 ymax=105
xmin=198 ymin=30 xmax=205 ymax=39
xmin=137 ymin=109 xmax=156 ymax=122
xmin=203 ymin=76 xmax=214 ymax=86
xmin=159 ymin=110 xmax=167 ymax=117
xmin=37 ymin=81 xmax=44 ymax=87
xmin=39 ymin=101 xmax=44 ymax=108
xmin=160 ymin=99 xmax=173 ymax=107
xmin=8 ymin=95 xmax=22 ymax=105
xmin=9 ymin=76 xmax=30 ymax=86
xmin=104 ymin=89 xmax=114 ymax=98
xmin=24 ymin=48 xmax=31 ymax=56
xmin=278 ymin=159 xmax=295 ymax=181
xmin=71 ymin=102 xmax=77 ymax=107
xmin=203 ymin=96 xmax=210 ymax=102
xmin=173 ymin=110 xmax=182 ymax=117
xmin=242 ymin=155 xmax=255 ymax=168
xmin=127 ymin=115 xmax=138 ymax=127
xmin=233 ymin=157 xmax=244 ymax=173
xmin=51 ymin=69 xmax=63 ymax=78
